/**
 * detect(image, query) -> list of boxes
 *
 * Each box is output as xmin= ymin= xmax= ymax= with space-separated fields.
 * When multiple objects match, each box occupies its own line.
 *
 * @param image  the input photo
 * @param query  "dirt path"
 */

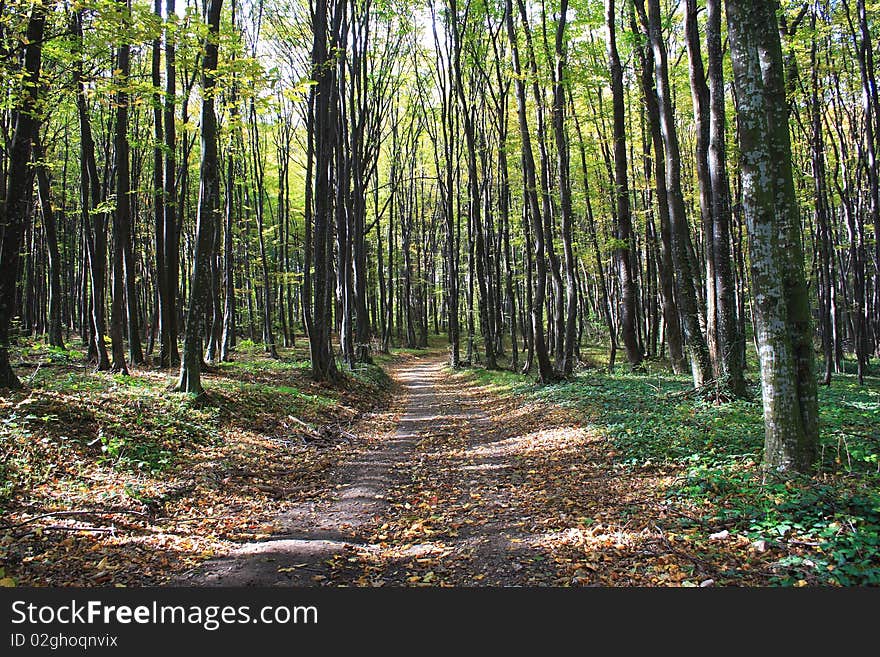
xmin=182 ymin=353 xmax=453 ymax=585
xmin=183 ymin=349 xmax=699 ymax=587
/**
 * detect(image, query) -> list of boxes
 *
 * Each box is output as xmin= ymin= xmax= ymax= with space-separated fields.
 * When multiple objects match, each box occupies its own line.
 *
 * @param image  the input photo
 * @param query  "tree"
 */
xmin=726 ymin=0 xmax=818 ymax=472
xmin=637 ymin=0 xmax=711 ymax=386
xmin=705 ymin=0 xmax=745 ymax=396
xmin=450 ymin=0 xmax=496 ymax=370
xmin=109 ymin=0 xmax=132 ymax=375
xmin=606 ymin=0 xmax=641 ymax=370
xmin=630 ymin=5 xmax=685 ymax=374
xmin=0 ymin=2 xmax=45 ymax=388
xmin=161 ymin=0 xmax=180 ymax=368
xmin=177 ymin=0 xmax=224 ymax=396
xmin=71 ymin=10 xmax=110 ymax=371
xmin=552 ymin=0 xmax=578 ymax=376
xmin=505 ymin=0 xmax=555 ymax=383
xmin=307 ymin=0 xmax=340 ymax=382
xmin=32 ymin=132 xmax=64 ymax=350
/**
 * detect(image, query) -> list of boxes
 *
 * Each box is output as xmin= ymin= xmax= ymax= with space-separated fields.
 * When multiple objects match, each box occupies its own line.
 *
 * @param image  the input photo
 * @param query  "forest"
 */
xmin=0 ymin=0 xmax=878 ymax=588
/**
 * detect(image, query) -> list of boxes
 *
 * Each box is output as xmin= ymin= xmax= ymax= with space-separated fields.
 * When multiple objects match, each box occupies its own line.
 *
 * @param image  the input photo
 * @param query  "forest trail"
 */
xmin=181 ymin=350 xmax=584 ymax=586
xmin=181 ymin=351 xmax=460 ymax=585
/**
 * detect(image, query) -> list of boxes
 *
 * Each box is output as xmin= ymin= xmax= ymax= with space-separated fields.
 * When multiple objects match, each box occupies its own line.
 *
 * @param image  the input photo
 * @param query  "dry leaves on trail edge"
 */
xmin=0 ymin=355 xmax=397 ymax=587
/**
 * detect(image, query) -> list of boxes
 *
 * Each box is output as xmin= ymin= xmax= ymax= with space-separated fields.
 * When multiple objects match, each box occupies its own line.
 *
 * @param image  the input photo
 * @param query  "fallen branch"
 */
xmin=650 ymin=525 xmax=723 ymax=579
xmin=42 ymin=525 xmax=116 ymax=534
xmin=287 ymin=415 xmax=319 ymax=436
xmin=0 ymin=509 xmax=148 ymax=530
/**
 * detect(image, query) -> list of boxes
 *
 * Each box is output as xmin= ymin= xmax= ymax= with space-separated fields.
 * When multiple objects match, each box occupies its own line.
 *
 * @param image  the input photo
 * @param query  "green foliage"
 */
xmin=18 ymin=342 xmax=81 ymax=364
xmin=236 ymin=338 xmax=262 ymax=355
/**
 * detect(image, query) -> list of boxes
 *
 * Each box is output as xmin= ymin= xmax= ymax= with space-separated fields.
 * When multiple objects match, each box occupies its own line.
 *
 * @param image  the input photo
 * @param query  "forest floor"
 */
xmin=0 ymin=341 xmax=395 ymax=586
xmin=2 ymin=340 xmax=878 ymax=587
xmin=185 ymin=346 xmax=880 ymax=587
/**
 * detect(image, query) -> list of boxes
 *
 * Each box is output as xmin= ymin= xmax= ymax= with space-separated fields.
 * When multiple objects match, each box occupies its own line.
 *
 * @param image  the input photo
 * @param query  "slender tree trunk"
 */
xmin=71 ymin=13 xmax=111 ymax=371
xmin=607 ymin=0 xmax=641 ymax=370
xmin=163 ymin=0 xmax=180 ymax=367
xmin=553 ymin=0 xmax=578 ymax=375
xmin=518 ymin=0 xmax=564 ymax=371
xmin=110 ymin=3 xmax=132 ymax=374
xmin=846 ymin=0 xmax=879 ymax=376
xmin=382 ymin=148 xmax=395 ymax=354
xmin=684 ymin=0 xmax=717 ymax=375
xmin=706 ymin=0 xmax=746 ymax=396
xmin=221 ymin=0 xmax=239 ymax=362
xmin=152 ymin=0 xmax=166 ymax=366
xmin=32 ymin=133 xmax=64 ymax=349
xmin=499 ymin=126 xmax=518 ymax=371
xmin=177 ymin=0 xmax=223 ymax=396
xmin=302 ymin=84 xmax=315 ymax=345
xmin=451 ymin=0 xmax=496 ymax=368
xmin=309 ymin=0 xmax=339 ymax=381
xmin=639 ymin=0 xmax=711 ymax=385
xmin=808 ymin=12 xmax=833 ymax=385
xmin=505 ymin=0 xmax=555 ymax=382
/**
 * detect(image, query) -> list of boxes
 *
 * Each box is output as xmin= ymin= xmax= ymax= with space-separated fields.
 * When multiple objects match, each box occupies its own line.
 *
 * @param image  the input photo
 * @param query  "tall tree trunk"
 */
xmin=808 ymin=10 xmax=833 ymax=386
xmin=309 ymin=0 xmax=339 ymax=381
xmin=162 ymin=0 xmax=180 ymax=367
xmin=726 ymin=0 xmax=818 ymax=473
xmin=638 ymin=0 xmax=711 ymax=385
xmin=110 ymin=2 xmax=132 ymax=374
xmin=177 ymin=0 xmax=223 ymax=396
xmin=553 ymin=0 xmax=578 ymax=376
xmin=451 ymin=0 xmax=496 ymax=369
xmin=152 ymin=0 xmax=166 ymax=367
xmin=32 ymin=133 xmax=64 ymax=349
xmin=518 ymin=0 xmax=564 ymax=371
xmin=221 ymin=6 xmax=238 ymax=362
xmin=505 ymin=0 xmax=555 ymax=382
xmin=0 ymin=5 xmax=44 ymax=388
xmin=684 ymin=0 xmax=717 ymax=375
xmin=846 ymin=0 xmax=880 ymax=377
xmin=249 ymin=101 xmax=279 ymax=360
xmin=303 ymin=84 xmax=315 ymax=347
xmin=499 ymin=124 xmax=518 ymax=372
xmin=607 ymin=0 xmax=642 ymax=370
xmin=630 ymin=14 xmax=685 ymax=374
xmin=72 ymin=12 xmax=111 ymax=371
xmin=374 ymin=178 xmax=388 ymax=353
xmin=382 ymin=146 xmax=395 ymax=354
xmin=706 ymin=0 xmax=746 ymax=396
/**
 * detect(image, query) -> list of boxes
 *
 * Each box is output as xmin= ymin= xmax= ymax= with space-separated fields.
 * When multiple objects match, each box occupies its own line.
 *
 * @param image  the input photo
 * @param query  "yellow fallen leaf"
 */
xmin=278 ymin=565 xmax=308 ymax=573
xmin=0 ymin=577 xmax=16 ymax=587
